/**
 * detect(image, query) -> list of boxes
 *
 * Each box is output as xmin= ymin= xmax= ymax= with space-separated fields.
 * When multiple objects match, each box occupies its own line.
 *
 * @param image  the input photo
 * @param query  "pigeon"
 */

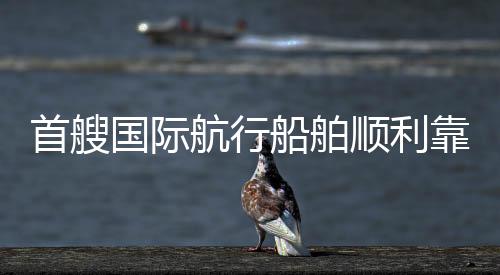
xmin=241 ymin=135 xmax=310 ymax=256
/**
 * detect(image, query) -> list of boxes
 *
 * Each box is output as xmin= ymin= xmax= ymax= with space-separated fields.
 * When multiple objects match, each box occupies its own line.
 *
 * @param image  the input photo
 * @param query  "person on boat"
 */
xmin=236 ymin=19 xmax=247 ymax=33
xmin=179 ymin=16 xmax=192 ymax=32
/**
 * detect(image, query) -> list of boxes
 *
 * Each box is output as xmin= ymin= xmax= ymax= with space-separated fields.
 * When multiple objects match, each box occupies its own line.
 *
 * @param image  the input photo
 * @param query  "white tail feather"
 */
xmin=275 ymin=236 xmax=310 ymax=256
xmin=260 ymin=210 xmax=310 ymax=256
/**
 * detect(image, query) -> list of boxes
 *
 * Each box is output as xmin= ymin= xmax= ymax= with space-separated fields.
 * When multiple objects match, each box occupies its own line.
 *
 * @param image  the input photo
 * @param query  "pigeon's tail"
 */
xmin=260 ymin=210 xmax=311 ymax=257
xmin=274 ymin=236 xmax=310 ymax=256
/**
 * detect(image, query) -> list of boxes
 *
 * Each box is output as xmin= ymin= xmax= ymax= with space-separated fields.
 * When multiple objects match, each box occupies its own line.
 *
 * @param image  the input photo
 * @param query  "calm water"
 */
xmin=1 ymin=0 xmax=500 ymax=247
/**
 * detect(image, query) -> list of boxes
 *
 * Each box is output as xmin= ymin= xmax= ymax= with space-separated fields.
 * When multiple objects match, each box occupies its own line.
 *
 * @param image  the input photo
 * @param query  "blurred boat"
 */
xmin=137 ymin=17 xmax=247 ymax=45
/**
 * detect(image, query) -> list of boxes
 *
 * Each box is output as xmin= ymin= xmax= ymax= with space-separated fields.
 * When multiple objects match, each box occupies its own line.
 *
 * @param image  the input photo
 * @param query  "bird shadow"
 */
xmin=310 ymin=250 xmax=360 ymax=257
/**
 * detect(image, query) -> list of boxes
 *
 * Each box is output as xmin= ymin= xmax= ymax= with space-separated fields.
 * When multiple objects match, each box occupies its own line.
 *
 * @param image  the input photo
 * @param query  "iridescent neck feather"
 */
xmin=252 ymin=152 xmax=281 ymax=180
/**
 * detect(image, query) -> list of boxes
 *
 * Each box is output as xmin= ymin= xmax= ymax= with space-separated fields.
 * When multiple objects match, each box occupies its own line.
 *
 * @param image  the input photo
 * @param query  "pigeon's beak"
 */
xmin=251 ymin=141 xmax=257 ymax=150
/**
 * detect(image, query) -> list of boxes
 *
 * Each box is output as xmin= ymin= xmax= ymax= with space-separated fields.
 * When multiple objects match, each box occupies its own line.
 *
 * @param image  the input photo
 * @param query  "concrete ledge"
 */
xmin=0 ymin=246 xmax=499 ymax=274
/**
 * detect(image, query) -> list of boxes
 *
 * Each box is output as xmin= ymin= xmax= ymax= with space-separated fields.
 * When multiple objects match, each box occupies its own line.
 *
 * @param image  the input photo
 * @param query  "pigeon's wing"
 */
xmin=259 ymin=209 xmax=302 ymax=244
xmin=241 ymin=179 xmax=284 ymax=222
xmin=242 ymin=179 xmax=305 ymax=244
xmin=282 ymin=182 xmax=301 ymax=222
xmin=259 ymin=181 xmax=304 ymax=244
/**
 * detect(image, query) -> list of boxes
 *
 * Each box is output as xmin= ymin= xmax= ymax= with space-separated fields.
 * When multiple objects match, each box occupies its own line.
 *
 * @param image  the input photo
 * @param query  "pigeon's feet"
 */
xmin=247 ymin=247 xmax=262 ymax=252
xmin=246 ymin=247 xmax=275 ymax=253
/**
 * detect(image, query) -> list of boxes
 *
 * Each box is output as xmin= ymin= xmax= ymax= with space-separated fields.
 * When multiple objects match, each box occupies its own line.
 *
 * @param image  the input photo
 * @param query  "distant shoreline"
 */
xmin=2 ymin=55 xmax=500 ymax=77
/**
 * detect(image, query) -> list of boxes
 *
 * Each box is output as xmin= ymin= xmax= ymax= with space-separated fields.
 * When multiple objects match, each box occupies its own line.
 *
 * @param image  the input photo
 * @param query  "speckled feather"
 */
xmin=242 ymin=177 xmax=301 ymax=224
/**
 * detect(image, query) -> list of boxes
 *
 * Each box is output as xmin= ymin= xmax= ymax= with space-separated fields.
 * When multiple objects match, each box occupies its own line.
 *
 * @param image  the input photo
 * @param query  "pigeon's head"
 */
xmin=252 ymin=135 xmax=272 ymax=154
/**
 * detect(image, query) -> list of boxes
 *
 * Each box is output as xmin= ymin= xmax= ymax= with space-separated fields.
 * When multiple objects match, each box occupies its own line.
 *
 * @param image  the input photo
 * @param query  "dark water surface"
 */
xmin=1 ymin=1 xmax=500 ymax=246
